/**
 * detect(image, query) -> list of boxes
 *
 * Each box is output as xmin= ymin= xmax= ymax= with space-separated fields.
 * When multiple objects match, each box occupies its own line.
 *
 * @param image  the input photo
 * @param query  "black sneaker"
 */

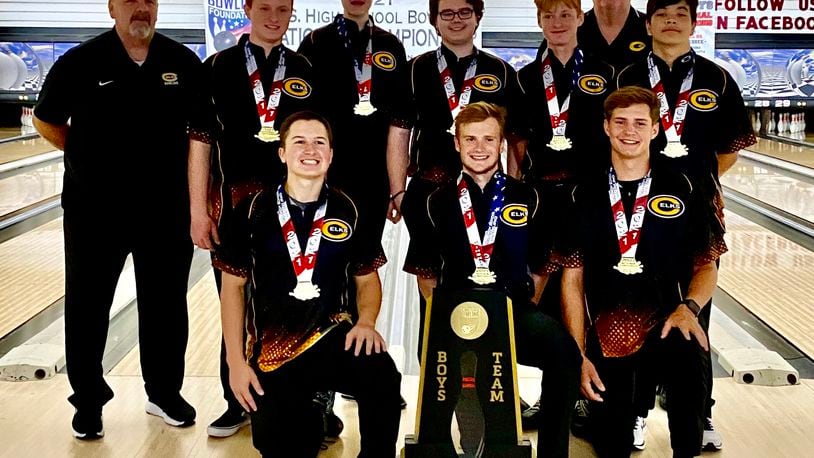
xmin=72 ymin=408 xmax=104 ymax=440
xmin=207 ymin=408 xmax=249 ymax=438
xmin=571 ymin=399 xmax=592 ymax=438
xmin=521 ymin=397 xmax=541 ymax=429
xmin=146 ymin=396 xmax=196 ymax=427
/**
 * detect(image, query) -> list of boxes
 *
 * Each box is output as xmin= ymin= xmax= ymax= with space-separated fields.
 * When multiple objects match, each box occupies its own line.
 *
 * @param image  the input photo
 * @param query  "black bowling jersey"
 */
xmin=298 ymin=18 xmax=410 ymax=193
xmin=405 ymin=46 xmax=523 ymax=180
xmin=617 ymin=51 xmax=757 ymax=188
xmin=190 ymin=36 xmax=319 ymax=206
xmin=577 ymin=7 xmax=650 ymax=69
xmin=517 ymin=45 xmax=616 ymax=182
xmin=214 ymin=185 xmax=386 ymax=372
xmin=562 ymin=168 xmax=726 ymax=337
xmin=405 ymin=173 xmax=551 ymax=306
xmin=35 ymin=29 xmax=202 ymax=211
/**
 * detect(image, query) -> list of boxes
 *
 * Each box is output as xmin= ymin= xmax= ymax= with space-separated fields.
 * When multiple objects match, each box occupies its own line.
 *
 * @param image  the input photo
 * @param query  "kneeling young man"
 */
xmin=216 ymin=111 xmax=402 ymax=457
xmin=560 ymin=86 xmax=726 ymax=458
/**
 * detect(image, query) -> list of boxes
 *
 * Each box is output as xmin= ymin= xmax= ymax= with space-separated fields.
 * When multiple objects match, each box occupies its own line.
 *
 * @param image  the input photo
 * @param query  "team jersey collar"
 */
xmin=243 ymin=34 xmax=285 ymax=64
xmin=440 ymin=43 xmax=478 ymax=64
xmin=650 ymin=49 xmax=695 ymax=77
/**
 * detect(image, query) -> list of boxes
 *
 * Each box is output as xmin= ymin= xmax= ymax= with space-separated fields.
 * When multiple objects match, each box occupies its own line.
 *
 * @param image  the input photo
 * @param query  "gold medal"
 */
xmin=547 ymin=135 xmax=573 ymax=151
xmin=354 ymin=100 xmax=377 ymax=116
xmin=450 ymin=301 xmax=489 ymax=340
xmin=255 ymin=126 xmax=281 ymax=143
xmin=468 ymin=267 xmax=497 ymax=285
xmin=289 ymin=281 xmax=321 ymax=301
xmin=613 ymin=257 xmax=644 ymax=275
xmin=661 ymin=141 xmax=689 ymax=158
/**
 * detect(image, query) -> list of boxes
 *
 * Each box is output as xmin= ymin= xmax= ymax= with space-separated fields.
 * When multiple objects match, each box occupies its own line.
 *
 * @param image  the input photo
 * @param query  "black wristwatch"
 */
xmin=682 ymin=299 xmax=702 ymax=317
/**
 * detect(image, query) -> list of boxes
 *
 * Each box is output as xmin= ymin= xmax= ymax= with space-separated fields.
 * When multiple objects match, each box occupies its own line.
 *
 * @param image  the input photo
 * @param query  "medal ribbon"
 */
xmin=437 ymin=47 xmax=478 ymax=126
xmin=608 ymin=169 xmax=651 ymax=260
xmin=540 ymin=48 xmax=583 ymax=137
xmin=647 ymin=52 xmax=694 ymax=144
xmin=457 ymin=172 xmax=506 ymax=270
xmin=276 ymin=185 xmax=328 ymax=284
xmin=245 ymin=42 xmax=287 ymax=131
xmin=336 ymin=15 xmax=374 ymax=105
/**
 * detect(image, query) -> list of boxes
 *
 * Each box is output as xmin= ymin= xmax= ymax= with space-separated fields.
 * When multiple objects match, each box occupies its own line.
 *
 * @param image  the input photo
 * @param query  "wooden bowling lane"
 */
xmin=0 ymin=135 xmax=55 ymax=166
xmin=747 ymin=137 xmax=814 ymax=169
xmin=720 ymin=211 xmax=814 ymax=359
xmin=0 ymin=160 xmax=63 ymax=218
xmin=0 ymin=218 xmax=64 ymax=339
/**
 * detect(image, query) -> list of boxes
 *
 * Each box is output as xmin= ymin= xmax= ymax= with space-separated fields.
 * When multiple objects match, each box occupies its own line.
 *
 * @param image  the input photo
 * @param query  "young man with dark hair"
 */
xmin=561 ymin=86 xmax=727 ymax=458
xmin=187 ymin=0 xmax=322 ymax=437
xmin=616 ymin=0 xmax=756 ymax=449
xmin=406 ymin=101 xmax=582 ymax=458
xmin=216 ymin=111 xmax=402 ymax=457
xmin=577 ymin=0 xmax=651 ymax=69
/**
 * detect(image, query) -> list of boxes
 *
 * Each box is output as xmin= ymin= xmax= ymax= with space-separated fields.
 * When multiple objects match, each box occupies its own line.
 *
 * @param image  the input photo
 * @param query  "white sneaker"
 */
xmin=702 ymin=417 xmax=723 ymax=450
xmin=632 ymin=416 xmax=647 ymax=450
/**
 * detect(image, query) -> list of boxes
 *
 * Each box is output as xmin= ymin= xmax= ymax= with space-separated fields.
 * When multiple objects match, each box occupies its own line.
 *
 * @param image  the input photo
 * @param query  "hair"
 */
xmin=279 ymin=111 xmax=333 ymax=145
xmin=646 ymin=0 xmax=698 ymax=23
xmin=428 ymin=0 xmax=484 ymax=27
xmin=533 ymin=0 xmax=582 ymax=15
xmin=603 ymin=87 xmax=660 ymax=123
xmin=244 ymin=0 xmax=294 ymax=9
xmin=454 ymin=101 xmax=507 ymax=138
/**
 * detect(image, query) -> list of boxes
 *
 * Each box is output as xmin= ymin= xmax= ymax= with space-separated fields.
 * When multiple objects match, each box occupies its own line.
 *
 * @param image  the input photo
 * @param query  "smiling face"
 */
xmin=436 ymin=0 xmax=479 ymax=48
xmin=455 ymin=117 xmax=502 ymax=179
xmin=646 ymin=1 xmax=695 ymax=47
xmin=604 ymin=103 xmax=659 ymax=162
xmin=537 ymin=2 xmax=583 ymax=49
xmin=109 ymin=0 xmax=157 ymax=41
xmin=279 ymin=120 xmax=333 ymax=180
xmin=245 ymin=0 xmax=292 ymax=47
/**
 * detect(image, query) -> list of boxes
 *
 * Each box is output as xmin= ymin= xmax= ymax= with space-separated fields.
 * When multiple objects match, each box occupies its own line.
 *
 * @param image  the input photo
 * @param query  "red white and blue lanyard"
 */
xmin=540 ymin=48 xmax=583 ymax=137
xmin=336 ymin=15 xmax=374 ymax=107
xmin=245 ymin=42 xmax=287 ymax=131
xmin=457 ymin=172 xmax=506 ymax=271
xmin=437 ymin=48 xmax=478 ymax=126
xmin=276 ymin=185 xmax=328 ymax=284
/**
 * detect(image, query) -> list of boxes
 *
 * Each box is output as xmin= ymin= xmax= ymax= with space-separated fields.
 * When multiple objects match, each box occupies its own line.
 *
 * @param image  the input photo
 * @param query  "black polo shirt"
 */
xmin=405 ymin=46 xmax=524 ymax=180
xmin=617 ymin=51 xmax=757 ymax=189
xmin=214 ymin=185 xmax=387 ymax=372
xmin=404 ymin=172 xmax=552 ymax=307
xmin=577 ymin=7 xmax=650 ymax=69
xmin=35 ymin=29 xmax=202 ymax=212
xmin=561 ymin=168 xmax=726 ymax=351
xmin=298 ymin=17 xmax=410 ymax=196
xmin=190 ymin=35 xmax=319 ymax=208
xmin=517 ymin=44 xmax=616 ymax=182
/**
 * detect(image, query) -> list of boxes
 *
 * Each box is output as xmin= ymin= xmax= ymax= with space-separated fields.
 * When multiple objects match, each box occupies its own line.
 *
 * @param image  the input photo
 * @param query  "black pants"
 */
xmin=250 ymin=324 xmax=402 ymax=457
xmin=588 ymin=328 xmax=709 ymax=458
xmin=63 ymin=207 xmax=192 ymax=411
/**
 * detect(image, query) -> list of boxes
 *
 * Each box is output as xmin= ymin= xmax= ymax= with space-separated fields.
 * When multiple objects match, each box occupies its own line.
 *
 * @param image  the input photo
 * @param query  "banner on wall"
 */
xmin=690 ymin=0 xmax=716 ymax=59
xmin=203 ymin=0 xmax=482 ymax=59
xmin=715 ymin=0 xmax=814 ymax=33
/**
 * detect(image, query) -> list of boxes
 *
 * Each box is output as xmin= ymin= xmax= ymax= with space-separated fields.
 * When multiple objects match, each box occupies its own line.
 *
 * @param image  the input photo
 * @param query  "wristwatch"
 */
xmin=683 ymin=298 xmax=702 ymax=317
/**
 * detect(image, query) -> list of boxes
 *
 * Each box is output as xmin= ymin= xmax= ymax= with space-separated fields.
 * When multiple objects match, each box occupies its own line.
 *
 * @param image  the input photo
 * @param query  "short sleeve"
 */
xmin=527 ymin=187 xmax=559 ymax=274
xmin=388 ymin=41 xmax=414 ymax=129
xmin=686 ymin=178 xmax=728 ymax=265
xmin=716 ymin=68 xmax=757 ymax=155
xmin=34 ymin=52 xmax=75 ymax=125
xmin=503 ymin=65 xmax=526 ymax=139
xmin=550 ymin=184 xmax=585 ymax=269
xmin=402 ymin=189 xmax=442 ymax=278
xmin=188 ymin=54 xmax=218 ymax=144
xmin=348 ymin=214 xmax=387 ymax=277
xmin=212 ymin=193 xmax=255 ymax=277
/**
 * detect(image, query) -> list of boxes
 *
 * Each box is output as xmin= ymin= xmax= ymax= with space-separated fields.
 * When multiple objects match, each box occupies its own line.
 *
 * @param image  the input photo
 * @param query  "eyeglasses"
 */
xmin=438 ymin=8 xmax=475 ymax=21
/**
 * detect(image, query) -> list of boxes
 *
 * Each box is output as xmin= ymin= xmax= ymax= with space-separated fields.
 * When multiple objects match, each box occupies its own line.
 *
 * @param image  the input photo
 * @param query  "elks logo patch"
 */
xmin=372 ymin=51 xmax=397 ymax=71
xmin=500 ymin=204 xmax=528 ymax=226
xmin=283 ymin=78 xmax=312 ymax=99
xmin=629 ymin=41 xmax=647 ymax=52
xmin=647 ymin=195 xmax=685 ymax=218
xmin=161 ymin=73 xmax=179 ymax=85
xmin=322 ymin=219 xmax=352 ymax=241
xmin=473 ymin=74 xmax=501 ymax=93
xmin=689 ymin=89 xmax=718 ymax=111
xmin=578 ymin=75 xmax=607 ymax=95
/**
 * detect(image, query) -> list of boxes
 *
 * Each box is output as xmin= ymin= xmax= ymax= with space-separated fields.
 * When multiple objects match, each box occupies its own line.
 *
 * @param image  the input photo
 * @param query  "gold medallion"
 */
xmin=547 ymin=135 xmax=573 ymax=151
xmin=450 ymin=301 xmax=489 ymax=340
xmin=468 ymin=267 xmax=497 ymax=285
xmin=661 ymin=141 xmax=689 ymax=158
xmin=613 ymin=257 xmax=644 ymax=275
xmin=354 ymin=101 xmax=377 ymax=116
xmin=289 ymin=281 xmax=321 ymax=301
xmin=255 ymin=126 xmax=281 ymax=143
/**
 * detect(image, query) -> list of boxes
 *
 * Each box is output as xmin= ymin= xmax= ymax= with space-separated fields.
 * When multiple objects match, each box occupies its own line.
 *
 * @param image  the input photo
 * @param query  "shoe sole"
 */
xmin=633 ymin=442 xmax=646 ymax=451
xmin=702 ymin=441 xmax=723 ymax=451
xmin=206 ymin=418 xmax=250 ymax=438
xmin=72 ymin=428 xmax=104 ymax=440
xmin=145 ymin=401 xmax=195 ymax=427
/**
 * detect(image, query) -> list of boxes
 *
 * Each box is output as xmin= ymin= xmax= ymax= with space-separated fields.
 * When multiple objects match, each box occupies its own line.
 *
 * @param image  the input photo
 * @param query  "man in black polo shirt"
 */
xmin=33 ymin=0 xmax=201 ymax=440
xmin=188 ymin=0 xmax=321 ymax=437
xmin=578 ymin=0 xmax=650 ymax=69
xmin=560 ymin=86 xmax=726 ymax=458
xmin=516 ymin=0 xmax=617 ymax=428
xmin=616 ymin=0 xmax=756 ymax=448
xmin=298 ymin=0 xmax=411 ymax=242
xmin=216 ymin=111 xmax=402 ymax=457
xmin=406 ymin=102 xmax=581 ymax=458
